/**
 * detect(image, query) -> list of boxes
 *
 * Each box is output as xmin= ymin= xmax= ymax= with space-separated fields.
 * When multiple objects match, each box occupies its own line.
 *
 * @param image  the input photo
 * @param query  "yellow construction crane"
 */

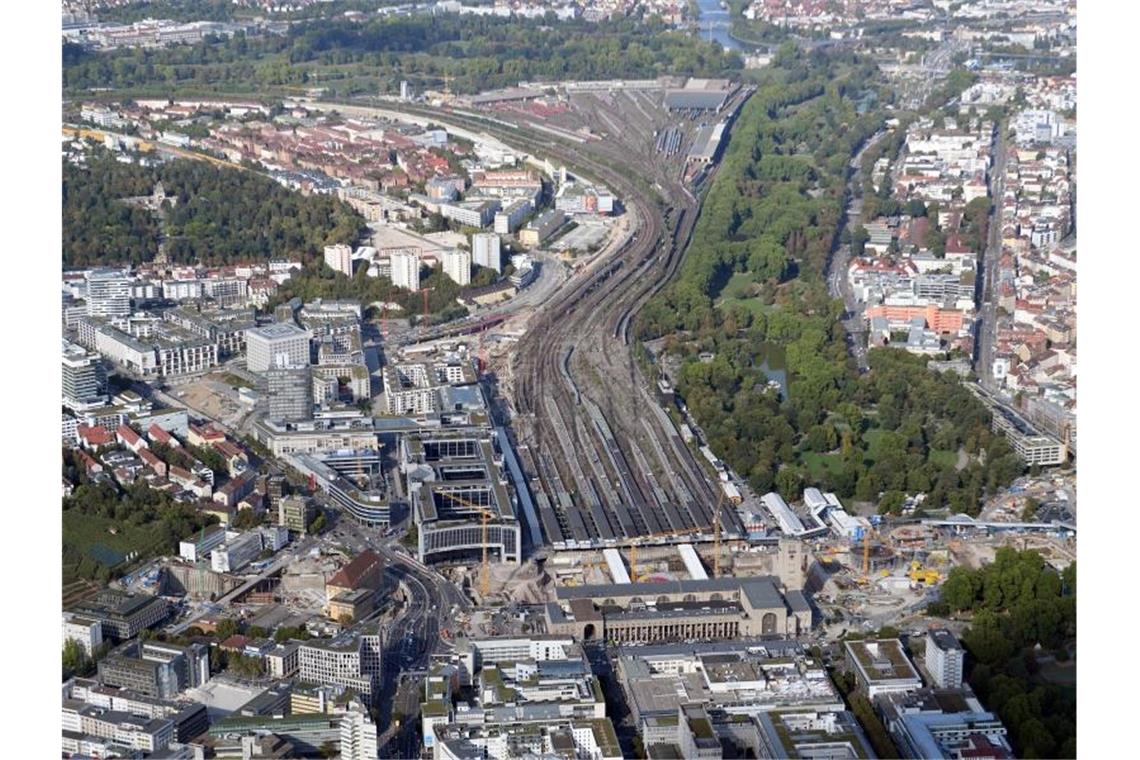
xmin=438 ymin=491 xmax=496 ymax=598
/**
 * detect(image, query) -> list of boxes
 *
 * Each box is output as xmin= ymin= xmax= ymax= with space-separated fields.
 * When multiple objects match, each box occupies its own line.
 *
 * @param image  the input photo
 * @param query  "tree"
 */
xmin=62 ymin=639 xmax=91 ymax=679
xmin=878 ymin=490 xmax=906 ymax=515
xmin=215 ymin=618 xmax=239 ymax=640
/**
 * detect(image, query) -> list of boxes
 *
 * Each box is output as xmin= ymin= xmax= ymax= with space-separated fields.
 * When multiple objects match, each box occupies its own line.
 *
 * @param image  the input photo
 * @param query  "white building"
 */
xmin=925 ymin=629 xmax=965 ymax=689
xmin=442 ymin=249 xmax=472 ymax=286
xmin=245 ymin=323 xmax=312 ymax=373
xmin=62 ymin=613 xmax=104 ymax=657
xmin=390 ymin=249 xmax=422 ymax=292
xmin=472 ymin=233 xmax=502 ymax=273
xmin=178 ymin=525 xmax=227 ymax=562
xmin=210 ymin=532 xmax=263 ymax=573
xmin=324 ymin=244 xmax=354 ymax=277
xmin=85 ymin=269 xmax=132 ymax=319
xmin=62 ymin=341 xmax=108 ymax=411
xmin=494 ymin=198 xmax=532 ymax=234
xmin=339 ymin=703 xmax=379 ymax=760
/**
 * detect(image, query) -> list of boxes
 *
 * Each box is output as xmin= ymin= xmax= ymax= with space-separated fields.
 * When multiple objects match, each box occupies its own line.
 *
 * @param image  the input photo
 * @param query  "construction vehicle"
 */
xmin=908 ymin=560 xmax=941 ymax=585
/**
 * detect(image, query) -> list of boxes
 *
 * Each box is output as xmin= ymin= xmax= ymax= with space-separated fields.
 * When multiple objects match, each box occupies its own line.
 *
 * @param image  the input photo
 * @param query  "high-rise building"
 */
xmin=471 ymin=233 xmax=502 ymax=273
xmin=441 ymin=249 xmax=472 ymax=286
xmin=324 ymin=244 xmax=354 ymax=277
xmin=339 ymin=703 xmax=379 ymax=760
xmin=390 ymin=249 xmax=421 ymax=291
xmin=62 ymin=340 xmax=108 ymax=411
xmin=245 ymin=323 xmax=312 ymax=373
xmin=925 ymin=629 xmax=965 ymax=689
xmin=266 ymin=366 xmax=313 ymax=422
xmin=85 ymin=268 xmax=132 ymax=319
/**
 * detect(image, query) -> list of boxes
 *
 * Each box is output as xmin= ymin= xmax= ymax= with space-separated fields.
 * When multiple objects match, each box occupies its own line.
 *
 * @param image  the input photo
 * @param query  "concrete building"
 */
xmin=210 ymin=531 xmax=263 ymax=573
xmin=297 ymin=632 xmax=383 ymax=706
xmin=325 ymin=550 xmax=384 ymax=619
xmin=85 ymin=269 xmax=132 ymax=319
xmin=339 ymin=703 xmax=379 ymax=760
xmin=178 ymin=525 xmax=227 ymax=562
xmin=267 ymin=642 xmax=301 ymax=678
xmin=472 ymin=233 xmax=502 ymax=273
xmin=97 ymin=640 xmax=208 ymax=700
xmin=925 ymin=629 xmax=965 ymax=689
xmin=245 ymin=322 xmax=311 ymax=373
xmin=441 ymin=248 xmax=472 ymax=286
xmin=69 ymin=591 xmax=169 ymax=642
xmin=390 ymin=248 xmax=422 ymax=291
xmin=844 ymin=639 xmax=924 ymax=699
xmin=62 ymin=614 xmax=104 ymax=658
xmin=62 ymin=341 xmax=108 ymax=411
xmin=547 ymin=577 xmax=812 ymax=644
xmin=876 ymin=688 xmax=1012 ymax=759
xmin=494 ymin=198 xmax=533 ymax=234
xmin=279 ymin=495 xmax=315 ymax=535
xmin=62 ymin=702 xmax=174 ymax=755
xmin=266 ymin=366 xmax=314 ymax=422
xmin=440 ymin=199 xmax=500 ymax=228
xmin=323 ymin=243 xmax=353 ymax=277
xmin=519 ymin=210 xmax=567 ymax=248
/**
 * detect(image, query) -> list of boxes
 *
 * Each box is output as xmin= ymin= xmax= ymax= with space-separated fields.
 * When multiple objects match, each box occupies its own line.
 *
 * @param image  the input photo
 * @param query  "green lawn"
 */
xmin=929 ymin=448 xmax=959 ymax=469
xmin=802 ymin=451 xmax=846 ymax=479
xmin=716 ymin=271 xmax=778 ymax=317
xmin=862 ymin=429 xmax=892 ymax=462
xmin=62 ymin=511 xmax=165 ymax=581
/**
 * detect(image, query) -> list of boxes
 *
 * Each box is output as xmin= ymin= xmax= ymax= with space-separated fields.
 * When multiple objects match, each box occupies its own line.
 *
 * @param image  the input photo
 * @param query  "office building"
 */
xmin=925 ymin=629 xmax=965 ymax=689
xmin=62 ymin=341 xmax=108 ymax=411
xmin=97 ymin=641 xmax=208 ymax=699
xmin=62 ymin=702 xmax=174 ymax=754
xmin=85 ymin=269 xmax=132 ymax=318
xmin=178 ymin=525 xmax=226 ymax=562
xmin=266 ymin=366 xmax=313 ymax=422
xmin=324 ymin=243 xmax=354 ymax=277
xmin=843 ymin=639 xmax=924 ymax=698
xmin=471 ymin=233 xmax=502 ymax=273
xmin=245 ymin=322 xmax=312 ymax=373
xmin=69 ymin=591 xmax=169 ymax=642
xmin=279 ymin=495 xmax=316 ymax=534
xmin=441 ymin=248 xmax=472 ymax=286
xmin=62 ymin=614 xmax=104 ymax=658
xmin=267 ymin=642 xmax=302 ymax=678
xmin=297 ymin=632 xmax=383 ymax=706
xmin=211 ymin=531 xmax=263 ymax=573
xmin=754 ymin=709 xmax=877 ymax=759
xmin=390 ymin=248 xmax=421 ymax=291
xmin=339 ymin=703 xmax=379 ymax=760
xmin=876 ymin=688 xmax=1013 ymax=759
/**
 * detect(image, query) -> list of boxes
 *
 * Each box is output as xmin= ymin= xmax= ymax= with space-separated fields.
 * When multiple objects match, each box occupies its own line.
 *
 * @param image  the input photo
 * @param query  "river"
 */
xmin=696 ymin=0 xmax=744 ymax=52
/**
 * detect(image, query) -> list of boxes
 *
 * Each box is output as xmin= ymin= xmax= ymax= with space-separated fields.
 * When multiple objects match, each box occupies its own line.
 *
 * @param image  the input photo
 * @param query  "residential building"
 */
xmin=494 ymin=198 xmax=533 ymax=234
xmin=471 ymin=232 xmax=502 ymax=273
xmin=267 ymin=642 xmax=302 ymax=678
xmin=62 ymin=341 xmax=109 ymax=411
xmin=390 ymin=248 xmax=422 ymax=291
xmin=245 ymin=322 xmax=312 ymax=373
xmin=440 ymin=199 xmax=501 ymax=228
xmin=339 ymin=703 xmax=379 ymax=760
xmin=925 ymin=629 xmax=965 ymax=689
xmin=324 ymin=243 xmax=353 ymax=277
xmin=441 ymin=248 xmax=472 ymax=286
xmin=86 ymin=269 xmax=132 ymax=319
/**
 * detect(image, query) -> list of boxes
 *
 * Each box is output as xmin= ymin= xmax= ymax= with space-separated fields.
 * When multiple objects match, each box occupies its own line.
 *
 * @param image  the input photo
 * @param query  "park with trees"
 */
xmin=636 ymin=45 xmax=1022 ymax=514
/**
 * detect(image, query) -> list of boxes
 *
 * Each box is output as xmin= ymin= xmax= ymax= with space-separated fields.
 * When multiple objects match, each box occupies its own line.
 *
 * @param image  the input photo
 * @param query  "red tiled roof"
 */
xmin=117 ymin=425 xmax=142 ymax=446
xmin=327 ymin=550 xmax=383 ymax=590
xmin=148 ymin=424 xmax=174 ymax=443
xmin=78 ymin=425 xmax=113 ymax=445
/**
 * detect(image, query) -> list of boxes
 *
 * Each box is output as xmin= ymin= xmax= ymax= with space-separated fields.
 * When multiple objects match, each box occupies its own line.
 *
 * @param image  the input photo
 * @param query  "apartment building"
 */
xmin=442 ymin=248 xmax=472 ymax=286
xmin=472 ymin=233 xmax=502 ymax=273
xmin=324 ymin=243 xmax=354 ymax=277
xmin=390 ymin=249 xmax=422 ymax=292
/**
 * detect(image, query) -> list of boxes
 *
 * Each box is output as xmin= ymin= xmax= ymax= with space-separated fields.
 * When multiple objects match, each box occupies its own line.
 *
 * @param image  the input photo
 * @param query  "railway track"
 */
xmin=350 ymin=98 xmax=748 ymax=548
